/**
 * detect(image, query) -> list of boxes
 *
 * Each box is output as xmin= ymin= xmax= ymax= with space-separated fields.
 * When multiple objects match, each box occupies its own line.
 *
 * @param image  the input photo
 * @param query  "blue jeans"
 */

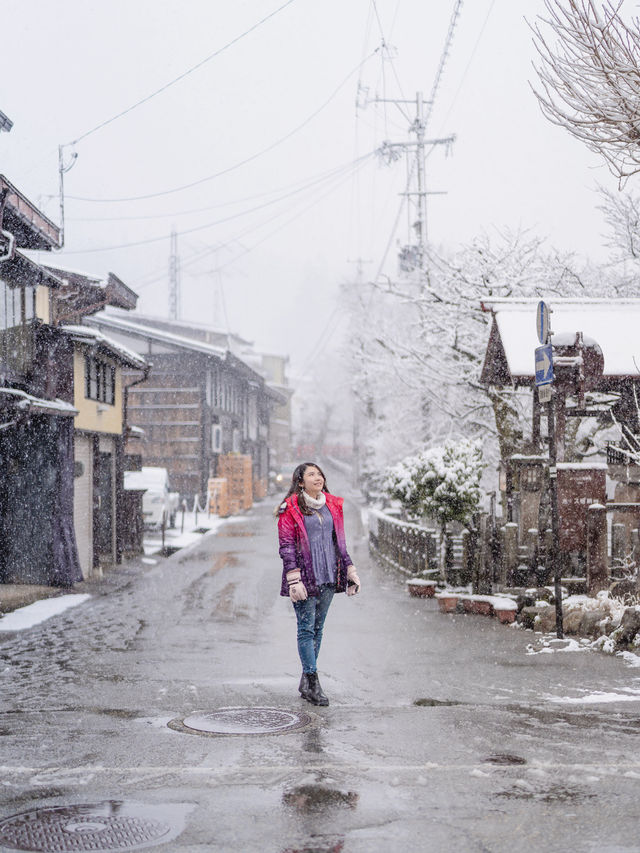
xmin=293 ymin=584 xmax=335 ymax=674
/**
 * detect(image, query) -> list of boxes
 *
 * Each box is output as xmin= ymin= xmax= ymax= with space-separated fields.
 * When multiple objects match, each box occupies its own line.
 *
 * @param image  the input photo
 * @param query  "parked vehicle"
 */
xmin=124 ymin=466 xmax=179 ymax=528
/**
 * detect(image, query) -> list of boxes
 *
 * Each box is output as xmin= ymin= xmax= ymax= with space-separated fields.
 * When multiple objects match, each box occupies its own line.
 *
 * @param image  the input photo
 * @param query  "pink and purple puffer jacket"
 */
xmin=277 ymin=492 xmax=353 ymax=597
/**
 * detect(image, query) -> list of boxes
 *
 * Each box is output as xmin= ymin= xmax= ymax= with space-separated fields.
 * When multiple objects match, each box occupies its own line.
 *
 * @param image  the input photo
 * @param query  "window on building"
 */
xmin=85 ymin=355 xmax=116 ymax=404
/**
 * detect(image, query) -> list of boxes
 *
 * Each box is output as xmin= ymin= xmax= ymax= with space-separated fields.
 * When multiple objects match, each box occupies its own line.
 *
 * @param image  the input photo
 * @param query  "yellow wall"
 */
xmin=35 ymin=286 xmax=50 ymax=324
xmin=73 ymin=348 xmax=123 ymax=435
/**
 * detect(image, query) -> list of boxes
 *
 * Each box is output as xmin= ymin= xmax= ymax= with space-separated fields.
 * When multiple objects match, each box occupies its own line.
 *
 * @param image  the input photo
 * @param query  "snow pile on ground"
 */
xmin=525 ymin=590 xmax=640 ymax=667
xmin=0 ymin=594 xmax=91 ymax=632
xmin=143 ymin=510 xmax=243 ymax=555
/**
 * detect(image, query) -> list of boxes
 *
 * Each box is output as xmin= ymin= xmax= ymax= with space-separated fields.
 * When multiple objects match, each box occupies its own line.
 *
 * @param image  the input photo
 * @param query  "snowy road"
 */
xmin=1 ymin=473 xmax=640 ymax=852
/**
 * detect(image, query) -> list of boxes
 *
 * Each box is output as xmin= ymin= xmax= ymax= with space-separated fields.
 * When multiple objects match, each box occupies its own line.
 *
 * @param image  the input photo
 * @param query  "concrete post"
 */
xmin=633 ymin=529 xmax=640 ymax=592
xmin=478 ymin=514 xmax=492 ymax=595
xmin=587 ymin=504 xmax=609 ymax=595
xmin=461 ymin=529 xmax=470 ymax=584
xmin=502 ymin=522 xmax=519 ymax=588
xmin=611 ymin=522 xmax=627 ymax=573
xmin=525 ymin=527 xmax=540 ymax=585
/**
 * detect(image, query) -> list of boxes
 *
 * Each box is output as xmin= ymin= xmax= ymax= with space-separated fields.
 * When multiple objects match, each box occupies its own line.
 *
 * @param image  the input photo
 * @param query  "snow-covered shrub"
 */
xmin=383 ymin=439 xmax=484 ymax=525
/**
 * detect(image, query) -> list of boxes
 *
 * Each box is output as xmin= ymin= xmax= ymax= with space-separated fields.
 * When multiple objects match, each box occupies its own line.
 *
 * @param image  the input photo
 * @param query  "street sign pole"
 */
xmin=536 ymin=301 xmax=563 ymax=639
xmin=546 ymin=388 xmax=564 ymax=639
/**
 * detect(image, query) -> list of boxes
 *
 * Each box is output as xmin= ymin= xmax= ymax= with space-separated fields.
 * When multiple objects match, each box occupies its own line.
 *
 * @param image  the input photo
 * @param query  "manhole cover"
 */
xmin=169 ymin=707 xmax=312 ymax=736
xmin=0 ymin=801 xmax=182 ymax=852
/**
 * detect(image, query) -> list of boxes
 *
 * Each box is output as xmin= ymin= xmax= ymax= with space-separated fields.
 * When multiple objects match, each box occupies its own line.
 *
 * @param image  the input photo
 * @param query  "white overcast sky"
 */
xmin=1 ymin=0 xmax=619 ymax=367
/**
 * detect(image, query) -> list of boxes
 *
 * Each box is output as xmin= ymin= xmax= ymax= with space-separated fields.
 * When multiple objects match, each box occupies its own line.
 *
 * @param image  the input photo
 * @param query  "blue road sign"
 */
xmin=535 ymin=344 xmax=553 ymax=385
xmin=536 ymin=301 xmax=550 ymax=345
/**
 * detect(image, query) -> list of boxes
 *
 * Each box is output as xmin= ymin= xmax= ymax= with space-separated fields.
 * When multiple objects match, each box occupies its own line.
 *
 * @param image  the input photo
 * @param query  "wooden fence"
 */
xmin=368 ymin=508 xmax=496 ymax=591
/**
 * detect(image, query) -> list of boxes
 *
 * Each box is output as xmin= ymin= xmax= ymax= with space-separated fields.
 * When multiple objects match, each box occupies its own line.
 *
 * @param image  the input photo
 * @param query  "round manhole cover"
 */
xmin=169 ymin=707 xmax=312 ymax=736
xmin=0 ymin=802 xmax=184 ymax=852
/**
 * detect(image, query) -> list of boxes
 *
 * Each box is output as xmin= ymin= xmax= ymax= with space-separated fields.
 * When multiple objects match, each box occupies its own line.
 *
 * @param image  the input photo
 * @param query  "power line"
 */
xmin=67 ymin=155 xmax=373 ymax=222
xmin=61 ymin=152 xmax=373 ymax=254
xmin=68 ymin=50 xmax=377 ymax=204
xmin=66 ymin=0 xmax=299 ymax=147
xmin=135 ymin=158 xmax=371 ymax=292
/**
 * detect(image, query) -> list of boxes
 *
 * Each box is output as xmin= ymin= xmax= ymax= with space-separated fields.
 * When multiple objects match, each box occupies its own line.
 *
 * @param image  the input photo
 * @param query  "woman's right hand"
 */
xmin=286 ymin=570 xmax=308 ymax=602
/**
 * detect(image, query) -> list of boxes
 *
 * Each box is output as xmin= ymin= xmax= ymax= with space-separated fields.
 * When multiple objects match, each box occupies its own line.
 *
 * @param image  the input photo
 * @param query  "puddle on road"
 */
xmin=505 ymin=704 xmax=640 ymax=735
xmin=413 ymin=698 xmax=464 ymax=707
xmin=210 ymin=552 xmax=239 ymax=574
xmin=282 ymin=785 xmax=358 ymax=812
xmin=495 ymin=783 xmax=595 ymax=803
xmin=483 ymin=753 xmax=527 ymax=766
xmin=218 ymin=528 xmax=255 ymax=538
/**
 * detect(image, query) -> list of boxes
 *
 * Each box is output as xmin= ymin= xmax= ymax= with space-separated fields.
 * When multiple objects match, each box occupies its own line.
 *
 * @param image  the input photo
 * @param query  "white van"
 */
xmin=124 ymin=466 xmax=179 ymax=528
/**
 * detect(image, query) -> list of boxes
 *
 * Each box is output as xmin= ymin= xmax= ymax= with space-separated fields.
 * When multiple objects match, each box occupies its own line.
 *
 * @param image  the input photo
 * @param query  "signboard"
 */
xmin=557 ymin=467 xmax=607 ymax=551
xmin=535 ymin=344 xmax=553 ymax=386
xmin=536 ymin=300 xmax=550 ymax=344
xmin=538 ymin=384 xmax=551 ymax=403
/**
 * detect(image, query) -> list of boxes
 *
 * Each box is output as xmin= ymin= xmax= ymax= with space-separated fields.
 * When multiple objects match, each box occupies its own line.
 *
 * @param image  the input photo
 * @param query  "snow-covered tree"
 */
xmin=384 ymin=439 xmax=484 ymax=526
xmin=384 ymin=438 xmax=484 ymax=579
xmin=531 ymin=0 xmax=640 ymax=183
xmin=345 ymin=227 xmax=586 ymax=488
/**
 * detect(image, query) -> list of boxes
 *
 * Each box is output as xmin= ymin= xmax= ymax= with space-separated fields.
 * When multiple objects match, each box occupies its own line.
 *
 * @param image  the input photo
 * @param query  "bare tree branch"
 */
xmin=531 ymin=0 xmax=640 ymax=183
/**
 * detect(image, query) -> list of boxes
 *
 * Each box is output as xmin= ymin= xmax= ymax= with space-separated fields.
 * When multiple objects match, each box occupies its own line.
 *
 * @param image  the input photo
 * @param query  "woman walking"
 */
xmin=277 ymin=462 xmax=360 ymax=706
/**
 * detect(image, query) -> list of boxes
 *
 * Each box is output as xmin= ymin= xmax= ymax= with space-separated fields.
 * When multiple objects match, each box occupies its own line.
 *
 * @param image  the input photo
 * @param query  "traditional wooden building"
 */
xmin=45 ymin=266 xmax=149 ymax=576
xmin=84 ymin=311 xmax=288 ymax=502
xmin=481 ymin=297 xmax=640 ymax=565
xmin=0 ymin=175 xmax=82 ymax=585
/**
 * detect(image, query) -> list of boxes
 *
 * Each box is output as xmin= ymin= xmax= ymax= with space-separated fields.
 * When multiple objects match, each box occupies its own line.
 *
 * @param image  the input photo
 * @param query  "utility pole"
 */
xmin=347 ymin=257 xmax=373 ymax=284
xmin=168 ymin=228 xmax=180 ymax=320
xmin=376 ymin=92 xmax=454 ymax=275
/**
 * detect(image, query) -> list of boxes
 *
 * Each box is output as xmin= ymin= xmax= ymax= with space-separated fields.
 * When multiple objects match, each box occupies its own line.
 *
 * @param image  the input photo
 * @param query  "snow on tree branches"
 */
xmin=383 ymin=438 xmax=484 ymax=526
xmin=531 ymin=0 xmax=640 ymax=183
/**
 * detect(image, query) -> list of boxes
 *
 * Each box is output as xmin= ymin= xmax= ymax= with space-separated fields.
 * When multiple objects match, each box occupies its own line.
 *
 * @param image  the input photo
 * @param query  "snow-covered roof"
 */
xmin=61 ymin=325 xmax=148 ymax=370
xmin=0 ymin=387 xmax=78 ymax=417
xmin=85 ymin=313 xmax=228 ymax=359
xmin=482 ymin=298 xmax=640 ymax=379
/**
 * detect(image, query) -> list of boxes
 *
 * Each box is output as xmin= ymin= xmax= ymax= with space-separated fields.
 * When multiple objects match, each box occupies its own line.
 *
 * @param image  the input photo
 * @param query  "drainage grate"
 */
xmin=169 ymin=707 xmax=312 ymax=736
xmin=0 ymin=802 xmax=179 ymax=852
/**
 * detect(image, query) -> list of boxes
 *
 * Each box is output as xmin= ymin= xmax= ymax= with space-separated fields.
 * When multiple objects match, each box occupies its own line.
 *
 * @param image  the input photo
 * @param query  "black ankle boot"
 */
xmin=301 ymin=672 xmax=329 ymax=706
xmin=299 ymin=672 xmax=308 ymax=695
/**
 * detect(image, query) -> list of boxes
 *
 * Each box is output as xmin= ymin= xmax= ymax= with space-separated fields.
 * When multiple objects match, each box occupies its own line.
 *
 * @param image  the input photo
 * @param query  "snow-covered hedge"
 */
xmin=383 ymin=439 xmax=484 ymax=525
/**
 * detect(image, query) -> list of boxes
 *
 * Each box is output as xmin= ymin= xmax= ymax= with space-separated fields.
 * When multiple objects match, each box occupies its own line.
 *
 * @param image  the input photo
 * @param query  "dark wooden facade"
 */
xmin=88 ymin=314 xmax=283 ymax=501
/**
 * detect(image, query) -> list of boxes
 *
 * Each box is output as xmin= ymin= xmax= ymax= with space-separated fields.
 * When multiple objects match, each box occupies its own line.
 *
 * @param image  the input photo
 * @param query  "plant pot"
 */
xmin=437 ymin=596 xmax=458 ymax=613
xmin=471 ymin=599 xmax=493 ymax=616
xmin=407 ymin=580 xmax=436 ymax=598
xmin=496 ymin=608 xmax=516 ymax=624
xmin=462 ymin=598 xmax=475 ymax=613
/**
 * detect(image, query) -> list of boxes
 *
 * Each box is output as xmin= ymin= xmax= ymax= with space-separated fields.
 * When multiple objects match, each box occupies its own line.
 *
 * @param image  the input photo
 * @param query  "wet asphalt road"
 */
xmin=1 ymin=471 xmax=640 ymax=852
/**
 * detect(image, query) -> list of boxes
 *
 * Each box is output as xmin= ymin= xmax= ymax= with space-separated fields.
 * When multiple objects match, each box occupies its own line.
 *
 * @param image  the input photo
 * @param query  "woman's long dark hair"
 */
xmin=276 ymin=462 xmax=329 ymax=516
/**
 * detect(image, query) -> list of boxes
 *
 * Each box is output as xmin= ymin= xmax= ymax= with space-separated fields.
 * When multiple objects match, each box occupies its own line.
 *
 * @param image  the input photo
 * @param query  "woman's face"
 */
xmin=301 ymin=466 xmax=325 ymax=497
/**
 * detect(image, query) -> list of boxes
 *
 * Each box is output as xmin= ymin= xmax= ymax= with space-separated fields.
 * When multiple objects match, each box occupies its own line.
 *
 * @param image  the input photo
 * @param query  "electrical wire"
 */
xmin=203 ymin=156 xmax=373 ymax=277
xmin=68 ymin=155 xmax=372 ymax=222
xmin=66 ymin=0 xmax=299 ymax=147
xmin=68 ymin=50 xmax=377 ymax=204
xmin=61 ymin=152 xmax=374 ymax=255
